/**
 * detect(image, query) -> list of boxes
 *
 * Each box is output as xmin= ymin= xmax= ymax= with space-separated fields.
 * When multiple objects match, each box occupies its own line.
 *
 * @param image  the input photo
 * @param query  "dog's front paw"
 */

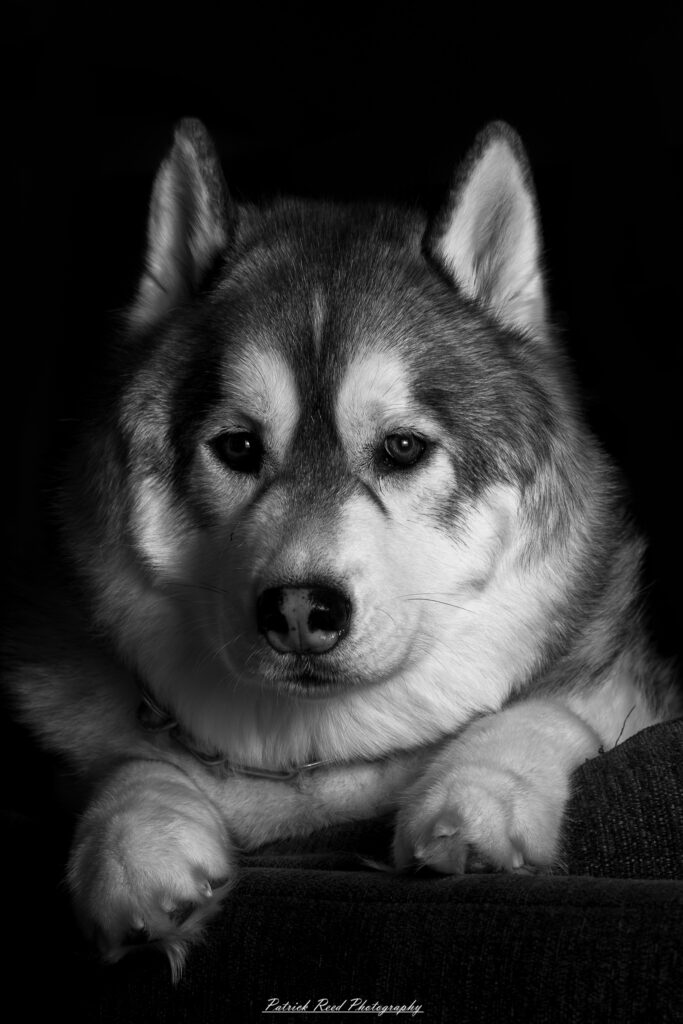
xmin=393 ymin=761 xmax=562 ymax=874
xmin=393 ymin=702 xmax=600 ymax=875
xmin=68 ymin=763 xmax=234 ymax=978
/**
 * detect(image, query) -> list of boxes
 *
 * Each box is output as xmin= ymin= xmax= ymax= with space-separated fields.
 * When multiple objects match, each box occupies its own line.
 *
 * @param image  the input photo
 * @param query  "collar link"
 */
xmin=137 ymin=686 xmax=333 ymax=780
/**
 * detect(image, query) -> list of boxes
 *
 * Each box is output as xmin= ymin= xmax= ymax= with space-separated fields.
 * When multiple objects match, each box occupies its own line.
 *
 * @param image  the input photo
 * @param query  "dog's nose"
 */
xmin=256 ymin=585 xmax=351 ymax=654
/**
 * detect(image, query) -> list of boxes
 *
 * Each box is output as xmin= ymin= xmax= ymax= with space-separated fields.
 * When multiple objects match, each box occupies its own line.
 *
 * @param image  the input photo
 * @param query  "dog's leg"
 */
xmin=68 ymin=750 xmax=415 ymax=975
xmin=68 ymin=758 xmax=235 ymax=979
xmin=392 ymin=699 xmax=602 ymax=873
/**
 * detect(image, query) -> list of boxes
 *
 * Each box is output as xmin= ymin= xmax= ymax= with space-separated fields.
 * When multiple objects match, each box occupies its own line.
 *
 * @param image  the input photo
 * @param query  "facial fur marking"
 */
xmin=335 ymin=350 xmax=442 ymax=459
xmin=219 ymin=345 xmax=300 ymax=459
xmin=133 ymin=476 xmax=191 ymax=574
xmin=310 ymin=287 xmax=327 ymax=354
xmin=357 ymin=479 xmax=390 ymax=517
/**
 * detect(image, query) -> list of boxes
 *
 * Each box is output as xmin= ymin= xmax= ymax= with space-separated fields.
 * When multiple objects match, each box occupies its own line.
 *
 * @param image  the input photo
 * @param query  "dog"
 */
xmin=5 ymin=118 xmax=678 ymax=977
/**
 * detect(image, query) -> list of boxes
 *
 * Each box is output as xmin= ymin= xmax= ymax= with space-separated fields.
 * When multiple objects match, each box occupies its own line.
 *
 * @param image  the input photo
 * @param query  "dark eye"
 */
xmin=382 ymin=432 xmax=426 ymax=468
xmin=211 ymin=431 xmax=263 ymax=474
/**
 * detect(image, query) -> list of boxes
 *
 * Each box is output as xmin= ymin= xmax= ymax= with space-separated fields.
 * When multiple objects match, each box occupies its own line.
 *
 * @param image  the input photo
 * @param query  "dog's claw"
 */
xmin=464 ymin=852 xmax=497 ymax=873
xmin=124 ymin=923 xmax=150 ymax=946
xmin=169 ymin=900 xmax=196 ymax=926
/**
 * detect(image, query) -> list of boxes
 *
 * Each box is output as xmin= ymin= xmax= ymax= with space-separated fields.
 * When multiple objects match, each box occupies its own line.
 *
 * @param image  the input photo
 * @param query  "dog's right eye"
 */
xmin=210 ymin=431 xmax=263 ymax=473
xmin=382 ymin=432 xmax=426 ymax=469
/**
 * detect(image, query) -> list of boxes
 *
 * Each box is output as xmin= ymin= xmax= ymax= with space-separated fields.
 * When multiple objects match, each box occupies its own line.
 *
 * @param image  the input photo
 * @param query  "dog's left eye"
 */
xmin=382 ymin=433 xmax=426 ymax=468
xmin=210 ymin=431 xmax=263 ymax=473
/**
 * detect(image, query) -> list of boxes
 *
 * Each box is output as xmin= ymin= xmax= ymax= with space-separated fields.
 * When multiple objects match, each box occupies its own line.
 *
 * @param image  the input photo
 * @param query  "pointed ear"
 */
xmin=426 ymin=122 xmax=547 ymax=337
xmin=129 ymin=118 xmax=231 ymax=329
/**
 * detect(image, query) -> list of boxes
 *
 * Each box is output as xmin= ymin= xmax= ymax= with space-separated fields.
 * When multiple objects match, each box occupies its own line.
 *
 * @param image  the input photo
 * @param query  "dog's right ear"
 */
xmin=129 ymin=119 xmax=231 ymax=330
xmin=426 ymin=122 xmax=546 ymax=338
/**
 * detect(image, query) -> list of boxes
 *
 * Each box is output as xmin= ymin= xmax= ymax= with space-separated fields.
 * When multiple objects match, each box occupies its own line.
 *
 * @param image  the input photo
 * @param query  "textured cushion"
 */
xmin=75 ymin=872 xmax=681 ymax=1024
xmin=563 ymin=718 xmax=683 ymax=877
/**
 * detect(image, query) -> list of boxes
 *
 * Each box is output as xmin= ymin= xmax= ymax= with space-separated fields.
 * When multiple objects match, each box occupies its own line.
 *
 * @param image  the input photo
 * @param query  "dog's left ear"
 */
xmin=130 ymin=118 xmax=231 ymax=330
xmin=427 ymin=122 xmax=546 ymax=337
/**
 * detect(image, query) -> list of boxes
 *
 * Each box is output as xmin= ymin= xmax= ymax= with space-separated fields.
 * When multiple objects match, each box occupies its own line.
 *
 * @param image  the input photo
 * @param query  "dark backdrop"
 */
xmin=7 ymin=6 xmax=681 ymax=656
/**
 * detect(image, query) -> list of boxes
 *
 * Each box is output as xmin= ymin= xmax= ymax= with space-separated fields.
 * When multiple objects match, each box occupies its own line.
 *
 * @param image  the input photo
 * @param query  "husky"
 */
xmin=4 ymin=118 xmax=678 ymax=976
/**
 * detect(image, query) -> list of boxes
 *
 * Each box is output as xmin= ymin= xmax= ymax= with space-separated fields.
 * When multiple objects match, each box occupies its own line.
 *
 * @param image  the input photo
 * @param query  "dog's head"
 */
xmin=68 ymin=120 xmax=603 ymax=759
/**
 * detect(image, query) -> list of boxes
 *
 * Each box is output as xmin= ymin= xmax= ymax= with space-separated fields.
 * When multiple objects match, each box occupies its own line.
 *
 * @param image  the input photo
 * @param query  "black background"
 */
xmin=7 ymin=5 xmax=681 ymax=656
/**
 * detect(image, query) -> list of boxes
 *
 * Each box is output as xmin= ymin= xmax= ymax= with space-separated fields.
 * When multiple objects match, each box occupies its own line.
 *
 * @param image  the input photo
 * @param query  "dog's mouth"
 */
xmin=259 ymin=656 xmax=360 ymax=696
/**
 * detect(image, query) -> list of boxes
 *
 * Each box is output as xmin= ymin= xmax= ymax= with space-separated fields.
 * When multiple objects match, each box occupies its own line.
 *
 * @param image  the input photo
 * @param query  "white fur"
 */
xmin=68 ymin=760 xmax=233 ymax=980
xmin=394 ymin=699 xmax=602 ymax=872
xmin=335 ymin=349 xmax=443 ymax=450
xmin=133 ymin=478 xmax=195 ymax=572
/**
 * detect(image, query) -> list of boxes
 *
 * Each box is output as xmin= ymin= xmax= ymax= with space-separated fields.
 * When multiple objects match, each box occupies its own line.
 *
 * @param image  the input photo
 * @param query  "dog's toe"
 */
xmin=411 ymin=814 xmax=468 ymax=873
xmin=394 ymin=768 xmax=563 ymax=877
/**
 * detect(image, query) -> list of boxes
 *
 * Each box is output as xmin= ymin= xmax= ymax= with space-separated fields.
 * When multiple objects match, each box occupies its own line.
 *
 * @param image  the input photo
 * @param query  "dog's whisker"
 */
xmin=375 ymin=606 xmax=399 ymax=629
xmin=167 ymin=580 xmax=233 ymax=599
xmin=401 ymin=596 xmax=473 ymax=612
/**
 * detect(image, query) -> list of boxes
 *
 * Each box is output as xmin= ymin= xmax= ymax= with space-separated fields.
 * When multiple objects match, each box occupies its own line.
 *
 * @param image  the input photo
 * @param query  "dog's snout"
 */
xmin=257 ymin=585 xmax=351 ymax=654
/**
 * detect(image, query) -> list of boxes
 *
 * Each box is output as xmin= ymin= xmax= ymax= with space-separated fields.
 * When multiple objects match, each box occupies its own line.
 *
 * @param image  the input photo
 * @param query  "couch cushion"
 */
xmin=73 ymin=871 xmax=682 ymax=1024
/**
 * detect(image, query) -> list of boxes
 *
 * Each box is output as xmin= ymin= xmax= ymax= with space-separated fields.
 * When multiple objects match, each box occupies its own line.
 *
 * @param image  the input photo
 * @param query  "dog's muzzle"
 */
xmin=256 ymin=584 xmax=351 ymax=654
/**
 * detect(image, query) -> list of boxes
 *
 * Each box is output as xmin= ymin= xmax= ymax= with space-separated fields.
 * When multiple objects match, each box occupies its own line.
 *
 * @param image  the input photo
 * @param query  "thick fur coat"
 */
xmin=5 ymin=119 xmax=678 ymax=975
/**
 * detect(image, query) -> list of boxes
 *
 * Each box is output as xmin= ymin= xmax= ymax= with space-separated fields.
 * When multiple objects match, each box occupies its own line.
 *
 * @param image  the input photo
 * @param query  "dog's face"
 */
xmin=71 ymin=121 xmax=579 ymax=756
